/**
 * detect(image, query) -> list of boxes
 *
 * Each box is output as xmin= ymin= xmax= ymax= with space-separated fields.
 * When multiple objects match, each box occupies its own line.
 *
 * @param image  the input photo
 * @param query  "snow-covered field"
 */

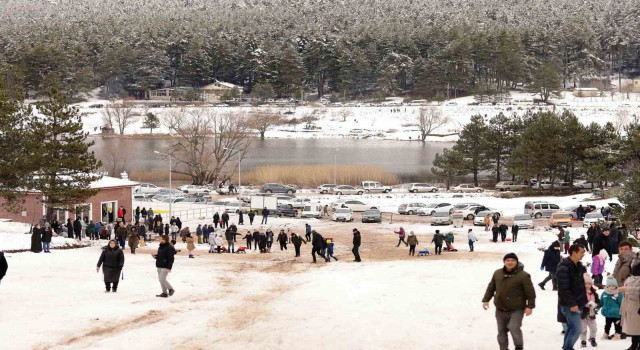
xmin=73 ymin=90 xmax=640 ymax=141
xmin=0 ymin=193 xmax=633 ymax=349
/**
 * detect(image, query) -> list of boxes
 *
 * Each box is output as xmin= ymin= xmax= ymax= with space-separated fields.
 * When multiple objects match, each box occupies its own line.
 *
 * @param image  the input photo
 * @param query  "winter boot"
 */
xmin=589 ymin=338 xmax=597 ymax=347
xmin=581 ymin=340 xmax=587 ymax=348
xmin=112 ymin=287 xmax=117 ymax=293
xmin=189 ymin=254 xmax=194 ymax=258
xmin=538 ymin=282 xmax=545 ymax=290
xmin=602 ymin=333 xmax=609 ymax=340
xmin=613 ymin=333 xmax=622 ymax=340
xmin=105 ymin=289 xmax=110 ymax=293
xmin=156 ymin=293 xmax=168 ymax=298
xmin=168 ymin=289 xmax=175 ymax=296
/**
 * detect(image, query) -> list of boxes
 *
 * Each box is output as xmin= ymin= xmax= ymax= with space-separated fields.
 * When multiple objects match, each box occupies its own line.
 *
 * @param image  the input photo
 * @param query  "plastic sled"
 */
xmin=418 ymin=250 xmax=431 ymax=256
xmin=236 ymin=247 xmax=247 ymax=254
xmin=443 ymin=246 xmax=458 ymax=252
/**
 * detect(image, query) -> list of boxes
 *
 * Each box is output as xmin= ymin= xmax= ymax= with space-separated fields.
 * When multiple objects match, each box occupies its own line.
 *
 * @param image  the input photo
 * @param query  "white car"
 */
xmin=417 ymin=202 xmax=453 ymax=216
xmin=431 ymin=211 xmax=452 ymax=225
xmin=178 ymin=185 xmax=211 ymax=194
xmin=135 ymin=183 xmax=161 ymax=193
xmin=397 ymin=202 xmax=427 ymax=215
xmin=583 ymin=212 xmax=606 ymax=227
xmin=495 ymin=181 xmax=529 ymax=191
xmin=332 ymin=208 xmax=353 ymax=222
xmin=574 ymin=180 xmax=596 ymax=189
xmin=454 ymin=205 xmax=501 ymax=220
xmin=451 ymin=184 xmax=484 ymax=193
xmin=407 ymin=183 xmax=438 ymax=193
xmin=280 ymin=197 xmax=311 ymax=209
xmin=331 ymin=199 xmax=370 ymax=212
xmin=317 ymin=184 xmax=338 ymax=194
xmin=473 ymin=211 xmax=493 ymax=226
xmin=512 ymin=214 xmax=534 ymax=229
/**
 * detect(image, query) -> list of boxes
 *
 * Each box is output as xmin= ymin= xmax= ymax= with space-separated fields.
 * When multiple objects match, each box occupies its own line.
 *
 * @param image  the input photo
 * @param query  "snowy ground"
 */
xmin=71 ymin=90 xmax=640 ymax=142
xmin=0 ymin=193 xmax=633 ymax=349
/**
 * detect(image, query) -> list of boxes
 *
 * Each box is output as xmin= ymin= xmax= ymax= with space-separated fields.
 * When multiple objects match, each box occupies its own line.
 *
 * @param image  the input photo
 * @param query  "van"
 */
xmin=527 ymin=202 xmax=561 ymax=219
xmin=301 ymin=203 xmax=323 ymax=219
xmin=361 ymin=181 xmax=392 ymax=193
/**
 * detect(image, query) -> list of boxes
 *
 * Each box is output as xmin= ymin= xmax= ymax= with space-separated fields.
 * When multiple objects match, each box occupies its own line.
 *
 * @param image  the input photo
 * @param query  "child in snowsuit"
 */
xmin=563 ymin=229 xmax=571 ymax=254
xmin=581 ymin=274 xmax=601 ymax=347
xmin=600 ymin=276 xmax=624 ymax=340
xmin=214 ymin=233 xmax=224 ymax=253
xmin=326 ymin=239 xmax=338 ymax=261
xmin=591 ymin=250 xmax=607 ymax=288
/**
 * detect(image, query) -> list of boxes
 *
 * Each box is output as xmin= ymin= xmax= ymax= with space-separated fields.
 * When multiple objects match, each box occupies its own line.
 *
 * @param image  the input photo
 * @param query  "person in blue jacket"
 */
xmin=539 ymin=241 xmax=562 ymax=290
xmin=600 ymin=276 xmax=624 ymax=340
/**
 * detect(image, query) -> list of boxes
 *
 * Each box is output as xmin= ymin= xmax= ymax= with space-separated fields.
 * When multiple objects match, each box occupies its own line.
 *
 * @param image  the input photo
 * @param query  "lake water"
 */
xmin=90 ymin=137 xmax=453 ymax=180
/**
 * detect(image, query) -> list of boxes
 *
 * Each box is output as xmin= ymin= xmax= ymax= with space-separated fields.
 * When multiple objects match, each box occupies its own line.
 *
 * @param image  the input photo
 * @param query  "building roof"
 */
xmin=202 ymin=80 xmax=242 ymax=91
xmin=90 ymin=176 xmax=138 ymax=189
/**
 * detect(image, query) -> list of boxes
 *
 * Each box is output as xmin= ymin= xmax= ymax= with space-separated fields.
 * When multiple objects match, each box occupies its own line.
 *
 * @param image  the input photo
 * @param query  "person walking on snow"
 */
xmin=579 ymin=274 xmax=600 ymax=348
xmin=243 ymin=230 xmax=253 ymax=250
xmin=482 ymin=253 xmax=536 ymax=350
xmin=311 ymin=230 xmax=329 ymax=263
xmin=277 ymin=229 xmax=288 ymax=251
xmin=291 ymin=233 xmax=306 ymax=257
xmin=261 ymin=207 xmax=269 ymax=224
xmin=352 ymin=228 xmax=361 ymax=262
xmin=248 ymin=210 xmax=255 ymax=225
xmin=127 ymin=227 xmax=139 ymax=254
xmin=394 ymin=227 xmax=408 ymax=247
xmin=431 ymin=230 xmax=444 ymax=255
xmin=563 ymin=229 xmax=571 ymax=254
xmin=539 ymin=241 xmax=562 ymax=290
xmin=186 ymin=233 xmax=195 ymax=258
xmin=511 ymin=223 xmax=519 ymax=242
xmin=618 ymin=262 xmax=640 ymax=349
xmin=467 ymin=229 xmax=477 ymax=252
xmin=305 ymin=223 xmax=312 ymax=242
xmin=213 ymin=212 xmax=220 ymax=229
xmin=591 ymin=250 xmax=607 ymax=288
xmin=483 ymin=213 xmax=491 ymax=231
xmin=96 ymin=240 xmax=124 ymax=292
xmin=557 ymin=244 xmax=588 ymax=350
xmin=407 ymin=231 xmax=419 ymax=256
xmin=326 ymin=238 xmax=338 ymax=261
xmin=600 ymin=276 xmax=624 ymax=340
xmin=153 ymin=235 xmax=176 ymax=298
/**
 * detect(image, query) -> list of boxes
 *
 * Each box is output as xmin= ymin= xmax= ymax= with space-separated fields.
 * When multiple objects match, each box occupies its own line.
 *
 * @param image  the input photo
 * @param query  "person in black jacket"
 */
xmin=261 ymin=207 xmax=269 ymax=224
xmin=311 ymin=230 xmax=329 ymax=263
xmin=153 ymin=235 xmax=176 ymax=298
xmin=586 ymin=223 xmax=600 ymax=252
xmin=592 ymin=229 xmax=611 ymax=260
xmin=352 ymin=228 xmax=362 ymax=262
xmin=277 ymin=229 xmax=288 ymax=251
xmin=491 ymin=225 xmax=499 ymax=243
xmin=499 ymin=224 xmax=509 ymax=242
xmin=539 ymin=241 xmax=561 ymax=290
xmin=511 ymin=224 xmax=520 ymax=242
xmin=41 ymin=226 xmax=53 ymax=253
xmin=238 ymin=211 xmax=244 ymax=225
xmin=96 ymin=240 xmax=125 ymax=292
xmin=213 ymin=212 xmax=220 ymax=228
xmin=243 ymin=231 xmax=253 ymax=250
xmin=30 ymin=224 xmax=43 ymax=253
xmin=252 ymin=230 xmax=260 ymax=251
xmin=291 ymin=233 xmax=306 ymax=257
xmin=221 ymin=212 xmax=229 ymax=229
xmin=557 ymin=244 xmax=587 ymax=350
xmin=431 ymin=230 xmax=444 ymax=255
xmin=73 ymin=217 xmax=82 ymax=240
xmin=248 ymin=210 xmax=255 ymax=225
xmin=0 ymin=251 xmax=7 ymax=286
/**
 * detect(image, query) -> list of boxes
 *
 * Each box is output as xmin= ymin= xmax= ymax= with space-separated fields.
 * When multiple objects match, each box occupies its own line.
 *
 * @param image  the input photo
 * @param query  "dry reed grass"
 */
xmin=241 ymin=165 xmax=399 ymax=187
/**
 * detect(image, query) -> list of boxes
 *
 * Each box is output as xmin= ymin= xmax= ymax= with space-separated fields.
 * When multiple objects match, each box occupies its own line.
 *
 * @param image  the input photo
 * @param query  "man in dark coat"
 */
xmin=252 ymin=230 xmax=260 ymax=251
xmin=431 ymin=230 xmax=445 ymax=255
xmin=225 ymin=227 xmax=235 ymax=253
xmin=0 ymin=251 xmax=7 ymax=286
xmin=238 ymin=211 xmax=244 ymax=225
xmin=511 ymin=224 xmax=520 ymax=242
xmin=277 ymin=230 xmax=288 ymax=251
xmin=291 ymin=233 xmax=306 ymax=257
xmin=261 ymin=207 xmax=269 ymax=224
xmin=248 ymin=210 xmax=255 ymax=225
xmin=30 ymin=224 xmax=43 ymax=253
xmin=41 ymin=226 xmax=53 ymax=253
xmin=213 ymin=212 xmax=220 ymax=228
xmin=539 ymin=241 xmax=561 ymax=290
xmin=153 ymin=236 xmax=176 ymax=298
xmin=305 ymin=223 xmax=312 ymax=242
xmin=311 ymin=230 xmax=329 ymax=263
xmin=482 ymin=253 xmax=536 ymax=350
xmin=116 ymin=222 xmax=127 ymax=248
xmin=491 ymin=225 xmax=499 ymax=243
xmin=96 ymin=240 xmax=125 ymax=292
xmin=175 ymin=217 xmax=182 ymax=230
xmin=586 ymin=223 xmax=599 ymax=253
xmin=557 ymin=244 xmax=587 ymax=350
xmin=499 ymin=224 xmax=509 ymax=242
xmin=609 ymin=224 xmax=620 ymax=256
xmin=592 ymin=229 xmax=611 ymax=260
xmin=221 ymin=212 xmax=229 ymax=229
xmin=73 ymin=217 xmax=82 ymax=240
xmin=352 ymin=228 xmax=361 ymax=262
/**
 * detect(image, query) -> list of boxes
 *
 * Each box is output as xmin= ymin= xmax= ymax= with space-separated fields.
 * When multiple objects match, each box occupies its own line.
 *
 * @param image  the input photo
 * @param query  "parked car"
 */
xmin=280 ymin=197 xmax=310 ymax=209
xmin=431 ymin=211 xmax=452 ymax=225
xmin=362 ymin=208 xmax=382 ymax=223
xmin=276 ymin=204 xmax=298 ymax=217
xmin=473 ymin=210 xmax=503 ymax=226
xmin=417 ymin=202 xmax=453 ymax=216
xmin=494 ymin=181 xmax=529 ymax=191
xmin=397 ymin=202 xmax=427 ymax=215
xmin=332 ymin=208 xmax=353 ymax=222
xmin=135 ymin=183 xmax=162 ymax=193
xmin=361 ymin=181 xmax=392 ymax=193
xmin=331 ymin=185 xmax=364 ymax=196
xmin=574 ymin=180 xmax=596 ymax=189
xmin=512 ymin=214 xmax=534 ymax=229
xmin=451 ymin=184 xmax=484 ymax=193
xmin=178 ymin=185 xmax=211 ymax=194
xmin=528 ymin=202 xmax=561 ymax=219
xmin=583 ymin=212 xmax=606 ymax=227
xmin=536 ymin=181 xmax=560 ymax=190
xmin=180 ymin=197 xmax=210 ymax=204
xmin=224 ymin=201 xmax=249 ymax=214
xmin=133 ymin=193 xmax=154 ymax=201
xmin=317 ymin=184 xmax=337 ymax=194
xmin=260 ymin=183 xmax=297 ymax=194
xmin=407 ymin=183 xmax=438 ymax=193
xmin=550 ymin=211 xmax=573 ymax=228
xmin=331 ymin=199 xmax=370 ymax=212
xmin=301 ymin=203 xmax=323 ymax=219
xmin=454 ymin=205 xmax=501 ymax=220
xmin=563 ymin=204 xmax=597 ymax=218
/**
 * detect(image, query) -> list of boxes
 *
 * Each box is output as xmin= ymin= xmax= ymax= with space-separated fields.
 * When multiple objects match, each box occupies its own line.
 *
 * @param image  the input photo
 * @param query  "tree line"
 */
xmin=0 ymin=0 xmax=638 ymax=100
xmin=430 ymin=110 xmax=634 ymax=190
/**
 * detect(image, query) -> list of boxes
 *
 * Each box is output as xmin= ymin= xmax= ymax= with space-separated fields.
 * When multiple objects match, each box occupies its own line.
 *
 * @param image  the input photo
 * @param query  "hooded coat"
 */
xmin=482 ymin=263 xmax=536 ymax=311
xmin=541 ymin=243 xmax=561 ymax=272
xmin=556 ymin=257 xmax=587 ymax=308
xmin=621 ymin=275 xmax=640 ymax=335
xmin=97 ymin=243 xmax=125 ymax=283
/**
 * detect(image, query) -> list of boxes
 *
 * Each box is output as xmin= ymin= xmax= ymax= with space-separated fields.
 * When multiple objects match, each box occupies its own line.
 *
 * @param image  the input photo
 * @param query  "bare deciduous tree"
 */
xmin=614 ymin=108 xmax=631 ymax=133
xmin=416 ymin=106 xmax=449 ymax=142
xmin=248 ymin=109 xmax=283 ymax=139
xmin=337 ymin=108 xmax=352 ymax=122
xmin=102 ymin=103 xmax=136 ymax=135
xmin=99 ymin=148 xmax=129 ymax=177
xmin=163 ymin=109 xmax=252 ymax=185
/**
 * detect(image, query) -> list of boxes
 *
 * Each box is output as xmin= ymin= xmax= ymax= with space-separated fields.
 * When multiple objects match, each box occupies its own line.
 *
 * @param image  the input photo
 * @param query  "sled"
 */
xmin=236 ymin=247 xmax=247 ymax=254
xmin=418 ymin=249 xmax=431 ymax=256
xmin=443 ymin=246 xmax=458 ymax=252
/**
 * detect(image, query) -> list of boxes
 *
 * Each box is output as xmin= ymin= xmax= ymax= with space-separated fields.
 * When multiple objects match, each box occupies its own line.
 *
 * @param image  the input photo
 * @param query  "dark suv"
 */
xmin=260 ymin=183 xmax=297 ymax=194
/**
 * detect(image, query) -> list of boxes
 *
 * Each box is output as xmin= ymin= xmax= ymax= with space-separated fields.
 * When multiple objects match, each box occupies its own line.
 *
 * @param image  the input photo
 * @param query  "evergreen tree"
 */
xmin=528 ymin=61 xmax=561 ymax=102
xmin=143 ymin=112 xmax=160 ymax=134
xmin=30 ymin=89 xmax=102 ymax=219
xmin=485 ymin=113 xmax=520 ymax=182
xmin=431 ymin=148 xmax=466 ymax=190
xmin=453 ymin=115 xmax=490 ymax=186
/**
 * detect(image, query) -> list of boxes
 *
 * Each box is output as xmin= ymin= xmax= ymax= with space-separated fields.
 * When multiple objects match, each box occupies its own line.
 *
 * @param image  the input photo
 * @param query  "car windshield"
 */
xmin=434 ymin=212 xmax=449 ymax=217
xmin=336 ymin=209 xmax=351 ymax=213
